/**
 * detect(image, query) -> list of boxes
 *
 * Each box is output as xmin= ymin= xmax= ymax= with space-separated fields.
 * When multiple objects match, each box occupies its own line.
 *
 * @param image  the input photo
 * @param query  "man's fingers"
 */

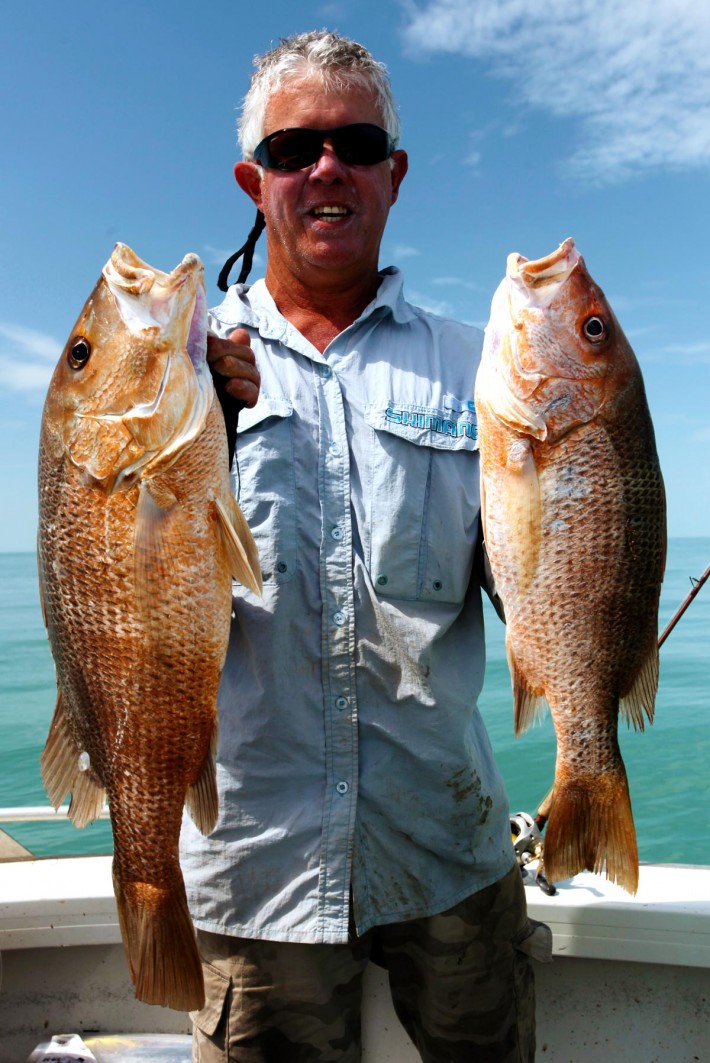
xmin=207 ymin=330 xmax=260 ymax=407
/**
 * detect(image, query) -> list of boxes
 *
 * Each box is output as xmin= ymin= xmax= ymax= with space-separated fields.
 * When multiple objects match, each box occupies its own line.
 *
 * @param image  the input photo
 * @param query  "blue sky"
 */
xmin=2 ymin=0 xmax=709 ymax=551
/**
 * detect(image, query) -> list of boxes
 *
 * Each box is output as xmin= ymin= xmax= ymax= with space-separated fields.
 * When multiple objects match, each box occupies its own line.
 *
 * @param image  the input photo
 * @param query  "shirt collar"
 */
xmin=209 ymin=266 xmax=418 ymax=338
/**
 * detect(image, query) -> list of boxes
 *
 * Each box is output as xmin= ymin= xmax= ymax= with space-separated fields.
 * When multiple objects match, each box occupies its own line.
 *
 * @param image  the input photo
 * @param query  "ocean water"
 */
xmin=1 ymin=539 xmax=708 ymax=865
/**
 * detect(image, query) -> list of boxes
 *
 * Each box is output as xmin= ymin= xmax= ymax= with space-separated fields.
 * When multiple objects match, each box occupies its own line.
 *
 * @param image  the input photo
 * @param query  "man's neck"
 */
xmin=265 ymin=268 xmax=381 ymax=353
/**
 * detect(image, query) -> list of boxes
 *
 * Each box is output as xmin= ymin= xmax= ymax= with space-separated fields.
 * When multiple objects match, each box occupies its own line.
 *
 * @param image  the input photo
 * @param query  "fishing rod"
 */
xmin=657 ymin=562 xmax=710 ymax=648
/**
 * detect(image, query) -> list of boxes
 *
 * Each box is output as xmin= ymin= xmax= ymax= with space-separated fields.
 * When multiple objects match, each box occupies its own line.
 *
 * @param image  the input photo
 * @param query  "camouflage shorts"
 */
xmin=190 ymin=863 xmax=550 ymax=1063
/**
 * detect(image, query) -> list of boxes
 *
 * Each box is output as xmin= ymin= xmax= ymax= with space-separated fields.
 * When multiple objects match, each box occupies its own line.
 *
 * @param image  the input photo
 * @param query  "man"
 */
xmin=180 ymin=30 xmax=549 ymax=1063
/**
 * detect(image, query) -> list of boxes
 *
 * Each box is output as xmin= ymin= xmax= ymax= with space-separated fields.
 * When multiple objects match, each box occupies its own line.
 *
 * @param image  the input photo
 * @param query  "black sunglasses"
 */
xmin=253 ymin=123 xmax=395 ymax=171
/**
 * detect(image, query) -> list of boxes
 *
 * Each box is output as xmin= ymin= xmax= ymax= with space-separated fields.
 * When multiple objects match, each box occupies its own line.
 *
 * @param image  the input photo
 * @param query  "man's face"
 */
xmin=236 ymin=74 xmax=408 ymax=293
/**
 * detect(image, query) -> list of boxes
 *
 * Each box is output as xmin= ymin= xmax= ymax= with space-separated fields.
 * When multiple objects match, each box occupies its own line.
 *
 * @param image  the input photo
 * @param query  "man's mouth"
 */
xmin=309 ymin=206 xmax=351 ymax=221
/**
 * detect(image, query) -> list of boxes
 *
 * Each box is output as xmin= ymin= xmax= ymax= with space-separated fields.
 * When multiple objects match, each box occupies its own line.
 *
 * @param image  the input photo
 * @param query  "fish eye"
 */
xmin=68 ymin=337 xmax=91 ymax=370
xmin=582 ymin=316 xmax=609 ymax=344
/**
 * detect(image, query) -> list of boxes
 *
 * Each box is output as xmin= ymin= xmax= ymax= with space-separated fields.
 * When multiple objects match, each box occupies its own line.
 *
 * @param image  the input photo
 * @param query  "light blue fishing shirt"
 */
xmin=180 ymin=268 xmax=515 ymax=944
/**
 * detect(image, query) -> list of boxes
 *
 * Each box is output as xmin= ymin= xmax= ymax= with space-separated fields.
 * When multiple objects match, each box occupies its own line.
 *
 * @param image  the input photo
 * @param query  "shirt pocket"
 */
xmin=234 ymin=397 xmax=297 ymax=586
xmin=365 ymin=404 xmax=480 ymax=605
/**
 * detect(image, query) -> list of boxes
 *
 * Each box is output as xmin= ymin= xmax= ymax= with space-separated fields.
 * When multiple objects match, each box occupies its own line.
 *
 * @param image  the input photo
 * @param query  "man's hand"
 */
xmin=207 ymin=328 xmax=260 ymax=408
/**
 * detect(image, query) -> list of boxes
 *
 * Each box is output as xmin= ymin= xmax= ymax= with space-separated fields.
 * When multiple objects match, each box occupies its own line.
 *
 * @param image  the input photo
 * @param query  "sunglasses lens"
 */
xmin=335 ymin=126 xmax=392 ymax=165
xmin=258 ymin=130 xmax=323 ymax=170
xmin=255 ymin=125 xmax=393 ymax=170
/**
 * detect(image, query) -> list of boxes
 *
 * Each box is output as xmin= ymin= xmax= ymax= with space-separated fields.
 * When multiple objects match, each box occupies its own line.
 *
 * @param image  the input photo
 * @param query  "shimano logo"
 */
xmin=385 ymin=407 xmax=477 ymax=441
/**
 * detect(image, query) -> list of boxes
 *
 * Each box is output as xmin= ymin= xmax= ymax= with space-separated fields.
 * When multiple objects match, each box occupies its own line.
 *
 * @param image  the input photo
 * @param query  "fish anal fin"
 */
xmin=186 ymin=722 xmax=219 ymax=835
xmin=620 ymin=645 xmax=659 ymax=731
xmin=507 ymin=640 xmax=547 ymax=735
xmin=114 ymin=874 xmax=205 ymax=1011
xmin=542 ymin=770 xmax=639 ymax=894
xmin=215 ymin=495 xmax=262 ymax=596
xmin=40 ymin=691 xmax=105 ymax=827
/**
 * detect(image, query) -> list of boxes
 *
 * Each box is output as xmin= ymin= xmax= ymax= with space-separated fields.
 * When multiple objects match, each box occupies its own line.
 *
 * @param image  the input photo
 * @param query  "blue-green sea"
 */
xmin=1 ymin=539 xmax=708 ymax=864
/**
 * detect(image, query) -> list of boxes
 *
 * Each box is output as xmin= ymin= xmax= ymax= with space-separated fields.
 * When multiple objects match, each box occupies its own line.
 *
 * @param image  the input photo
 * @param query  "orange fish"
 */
xmin=475 ymin=238 xmax=666 ymax=893
xmin=38 ymin=244 xmax=261 ymax=1009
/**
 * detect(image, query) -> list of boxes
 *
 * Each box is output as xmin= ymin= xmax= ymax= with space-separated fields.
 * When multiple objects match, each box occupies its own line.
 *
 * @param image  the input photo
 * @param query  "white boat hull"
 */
xmin=1 ymin=857 xmax=709 ymax=1062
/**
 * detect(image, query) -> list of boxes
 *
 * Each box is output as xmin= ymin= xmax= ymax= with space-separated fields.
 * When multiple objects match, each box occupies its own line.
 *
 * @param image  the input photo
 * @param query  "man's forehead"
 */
xmin=263 ymin=75 xmax=383 ymax=131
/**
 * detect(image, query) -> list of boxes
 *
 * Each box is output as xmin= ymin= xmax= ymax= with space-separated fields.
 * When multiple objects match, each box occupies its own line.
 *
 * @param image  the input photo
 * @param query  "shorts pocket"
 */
xmin=190 ymin=959 xmax=231 ymax=1052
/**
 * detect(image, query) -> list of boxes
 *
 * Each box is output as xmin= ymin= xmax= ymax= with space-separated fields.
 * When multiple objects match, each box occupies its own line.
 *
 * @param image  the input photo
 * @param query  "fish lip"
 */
xmin=507 ymin=238 xmax=582 ymax=312
xmin=103 ymin=244 xmax=205 ymax=339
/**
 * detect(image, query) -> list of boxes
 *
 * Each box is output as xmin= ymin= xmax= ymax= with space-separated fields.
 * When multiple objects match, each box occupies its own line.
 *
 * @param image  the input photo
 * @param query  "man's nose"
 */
xmin=309 ymin=139 xmax=347 ymax=179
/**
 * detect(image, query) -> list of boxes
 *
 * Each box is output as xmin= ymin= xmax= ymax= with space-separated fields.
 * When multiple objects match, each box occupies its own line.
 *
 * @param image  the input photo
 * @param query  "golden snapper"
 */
xmin=38 ymin=244 xmax=261 ymax=1010
xmin=475 ymin=238 xmax=666 ymax=893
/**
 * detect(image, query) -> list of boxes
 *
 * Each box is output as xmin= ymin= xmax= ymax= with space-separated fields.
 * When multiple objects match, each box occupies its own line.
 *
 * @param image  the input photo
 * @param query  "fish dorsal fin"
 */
xmin=40 ymin=691 xmax=105 ymax=827
xmin=185 ymin=721 xmax=219 ymax=835
xmin=214 ymin=495 xmax=262 ymax=596
xmin=620 ymin=644 xmax=659 ymax=731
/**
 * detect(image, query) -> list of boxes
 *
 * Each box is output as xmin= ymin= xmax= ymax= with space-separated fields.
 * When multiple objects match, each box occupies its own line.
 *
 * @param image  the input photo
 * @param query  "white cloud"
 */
xmin=402 ymin=0 xmax=710 ymax=183
xmin=0 ymin=324 xmax=60 ymax=394
xmin=432 ymin=276 xmax=483 ymax=292
xmin=391 ymin=243 xmax=422 ymax=259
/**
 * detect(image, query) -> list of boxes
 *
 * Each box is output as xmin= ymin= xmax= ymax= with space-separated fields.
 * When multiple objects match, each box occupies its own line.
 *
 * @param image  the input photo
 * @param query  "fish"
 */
xmin=475 ymin=238 xmax=666 ymax=893
xmin=37 ymin=243 xmax=262 ymax=1010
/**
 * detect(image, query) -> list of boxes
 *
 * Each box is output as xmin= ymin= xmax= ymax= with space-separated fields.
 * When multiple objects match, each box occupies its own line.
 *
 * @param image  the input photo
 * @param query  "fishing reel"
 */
xmin=510 ymin=811 xmax=557 ymax=895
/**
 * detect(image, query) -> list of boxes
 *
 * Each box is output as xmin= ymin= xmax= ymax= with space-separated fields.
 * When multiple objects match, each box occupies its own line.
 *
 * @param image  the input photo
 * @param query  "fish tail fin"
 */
xmin=114 ymin=873 xmax=205 ymax=1012
xmin=40 ymin=691 xmax=105 ymax=827
xmin=542 ymin=769 xmax=639 ymax=894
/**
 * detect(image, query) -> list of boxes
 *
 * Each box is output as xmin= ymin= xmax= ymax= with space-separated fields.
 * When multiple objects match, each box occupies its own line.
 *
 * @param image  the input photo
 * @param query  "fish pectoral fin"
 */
xmin=134 ymin=480 xmax=185 ymax=641
xmin=482 ymin=352 xmax=547 ymax=438
xmin=40 ymin=691 xmax=105 ymax=828
xmin=508 ymin=641 xmax=547 ymax=735
xmin=620 ymin=644 xmax=659 ymax=731
xmin=503 ymin=439 xmax=542 ymax=591
xmin=186 ymin=722 xmax=219 ymax=836
xmin=214 ymin=495 xmax=263 ymax=596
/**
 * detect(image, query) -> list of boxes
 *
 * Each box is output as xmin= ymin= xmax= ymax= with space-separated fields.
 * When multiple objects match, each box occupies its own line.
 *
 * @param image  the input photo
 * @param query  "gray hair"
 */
xmin=238 ymin=30 xmax=401 ymax=160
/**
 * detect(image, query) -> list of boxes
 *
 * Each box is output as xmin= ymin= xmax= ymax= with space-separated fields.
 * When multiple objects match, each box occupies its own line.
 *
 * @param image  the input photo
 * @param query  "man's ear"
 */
xmin=389 ymin=150 xmax=408 ymax=205
xmin=234 ymin=162 xmax=263 ymax=209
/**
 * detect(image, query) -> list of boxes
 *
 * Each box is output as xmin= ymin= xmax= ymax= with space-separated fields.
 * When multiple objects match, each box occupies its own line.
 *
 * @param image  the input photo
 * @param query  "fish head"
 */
xmin=41 ymin=244 xmax=210 ymax=491
xmin=480 ymin=238 xmax=638 ymax=442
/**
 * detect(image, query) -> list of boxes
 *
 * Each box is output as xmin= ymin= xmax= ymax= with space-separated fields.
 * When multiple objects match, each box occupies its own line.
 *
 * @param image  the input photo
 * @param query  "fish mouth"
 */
xmin=507 ymin=238 xmax=581 ymax=311
xmin=103 ymin=243 xmax=207 ymax=365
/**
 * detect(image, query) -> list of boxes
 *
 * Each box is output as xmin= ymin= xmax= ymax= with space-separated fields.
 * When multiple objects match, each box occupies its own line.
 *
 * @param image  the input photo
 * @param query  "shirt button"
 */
xmin=335 ymin=696 xmax=348 ymax=711
xmin=376 ymin=574 xmax=388 ymax=586
xmin=329 ymin=441 xmax=342 ymax=456
xmin=333 ymin=611 xmax=346 ymax=626
xmin=331 ymin=527 xmax=343 ymax=541
xmin=321 ymin=364 xmax=332 ymax=378
xmin=336 ymin=781 xmax=350 ymax=795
